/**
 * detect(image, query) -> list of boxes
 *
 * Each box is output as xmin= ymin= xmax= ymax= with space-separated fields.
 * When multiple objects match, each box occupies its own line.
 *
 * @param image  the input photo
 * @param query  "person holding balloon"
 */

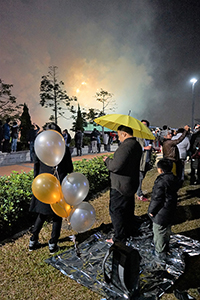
xmin=29 ymin=123 xmax=73 ymax=254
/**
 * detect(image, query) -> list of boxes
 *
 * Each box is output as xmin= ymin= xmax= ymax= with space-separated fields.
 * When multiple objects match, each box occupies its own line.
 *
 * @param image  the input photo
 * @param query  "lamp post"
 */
xmin=190 ymin=78 xmax=197 ymax=131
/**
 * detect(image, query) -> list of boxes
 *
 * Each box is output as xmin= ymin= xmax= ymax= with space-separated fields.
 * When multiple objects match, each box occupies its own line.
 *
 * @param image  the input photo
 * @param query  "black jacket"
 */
xmin=29 ymin=146 xmax=73 ymax=215
xmin=190 ymin=129 xmax=200 ymax=154
xmin=148 ymin=172 xmax=178 ymax=226
xmin=105 ymin=137 xmax=142 ymax=197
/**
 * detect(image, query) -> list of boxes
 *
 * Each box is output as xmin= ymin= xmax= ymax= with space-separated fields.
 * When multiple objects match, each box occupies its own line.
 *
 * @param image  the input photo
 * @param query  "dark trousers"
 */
xmin=76 ymin=143 xmax=82 ymax=156
xmin=30 ymin=141 xmax=34 ymax=162
xmin=136 ymin=162 xmax=150 ymax=197
xmin=176 ymin=159 xmax=183 ymax=182
xmin=3 ymin=139 xmax=9 ymax=152
xmin=190 ymin=158 xmax=200 ymax=184
xmin=31 ymin=213 xmax=62 ymax=244
xmin=109 ymin=188 xmax=135 ymax=243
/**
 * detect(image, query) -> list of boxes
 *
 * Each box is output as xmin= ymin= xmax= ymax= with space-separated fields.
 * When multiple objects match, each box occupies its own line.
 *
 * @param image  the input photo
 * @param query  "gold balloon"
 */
xmin=32 ymin=173 xmax=61 ymax=204
xmin=51 ymin=195 xmax=72 ymax=218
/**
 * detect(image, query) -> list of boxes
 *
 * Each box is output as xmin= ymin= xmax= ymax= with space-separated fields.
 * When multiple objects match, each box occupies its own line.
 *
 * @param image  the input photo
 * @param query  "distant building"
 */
xmin=83 ymin=123 xmax=113 ymax=137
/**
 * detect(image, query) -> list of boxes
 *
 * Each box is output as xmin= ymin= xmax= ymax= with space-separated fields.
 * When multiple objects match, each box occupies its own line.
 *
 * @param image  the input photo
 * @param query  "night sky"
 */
xmin=1 ymin=0 xmax=200 ymax=131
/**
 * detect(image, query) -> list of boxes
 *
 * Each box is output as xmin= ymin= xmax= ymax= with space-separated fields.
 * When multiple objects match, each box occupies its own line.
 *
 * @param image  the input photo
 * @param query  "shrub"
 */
xmin=0 ymin=171 xmax=34 ymax=240
xmin=0 ymin=152 xmax=155 ymax=240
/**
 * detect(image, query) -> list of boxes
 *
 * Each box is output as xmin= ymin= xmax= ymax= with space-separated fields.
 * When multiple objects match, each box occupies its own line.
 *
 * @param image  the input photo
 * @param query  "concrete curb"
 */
xmin=0 ymin=145 xmax=118 ymax=166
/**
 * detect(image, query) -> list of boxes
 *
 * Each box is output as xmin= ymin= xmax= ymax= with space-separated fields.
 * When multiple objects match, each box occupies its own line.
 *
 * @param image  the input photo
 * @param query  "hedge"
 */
xmin=0 ymin=155 xmax=111 ymax=240
xmin=0 ymin=152 xmax=156 ymax=241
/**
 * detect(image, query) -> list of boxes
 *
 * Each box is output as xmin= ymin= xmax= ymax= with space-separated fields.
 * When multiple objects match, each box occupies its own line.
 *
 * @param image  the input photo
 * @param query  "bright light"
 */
xmin=190 ymin=78 xmax=197 ymax=84
xmin=81 ymin=81 xmax=86 ymax=85
xmin=76 ymin=88 xmax=80 ymax=93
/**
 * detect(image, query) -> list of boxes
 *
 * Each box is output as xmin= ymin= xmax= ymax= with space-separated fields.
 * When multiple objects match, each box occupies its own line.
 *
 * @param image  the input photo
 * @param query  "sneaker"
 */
xmin=29 ymin=239 xmax=41 ymax=251
xmin=48 ymin=242 xmax=60 ymax=255
xmin=137 ymin=195 xmax=149 ymax=202
xmin=174 ymin=289 xmax=196 ymax=300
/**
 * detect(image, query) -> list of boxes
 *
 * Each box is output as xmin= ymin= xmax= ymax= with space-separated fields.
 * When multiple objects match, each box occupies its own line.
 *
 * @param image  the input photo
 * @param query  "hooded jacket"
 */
xmin=148 ymin=172 xmax=178 ymax=226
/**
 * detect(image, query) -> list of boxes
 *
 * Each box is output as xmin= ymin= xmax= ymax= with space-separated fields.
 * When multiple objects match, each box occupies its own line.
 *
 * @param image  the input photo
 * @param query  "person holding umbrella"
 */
xmin=103 ymin=125 xmax=142 ymax=244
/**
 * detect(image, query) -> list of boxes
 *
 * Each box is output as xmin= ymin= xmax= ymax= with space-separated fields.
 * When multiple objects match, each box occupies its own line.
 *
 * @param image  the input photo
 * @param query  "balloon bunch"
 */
xmin=32 ymin=130 xmax=96 ymax=233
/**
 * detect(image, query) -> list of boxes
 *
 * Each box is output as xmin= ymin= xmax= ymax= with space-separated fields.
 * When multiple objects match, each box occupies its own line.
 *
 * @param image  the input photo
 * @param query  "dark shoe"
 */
xmin=174 ymin=289 xmax=196 ymax=300
xmin=48 ymin=242 xmax=60 ymax=255
xmin=29 ymin=239 xmax=41 ymax=251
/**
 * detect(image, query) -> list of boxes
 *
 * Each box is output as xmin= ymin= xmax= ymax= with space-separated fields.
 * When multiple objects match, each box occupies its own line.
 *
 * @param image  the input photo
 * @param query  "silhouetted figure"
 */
xmin=190 ymin=124 xmax=200 ymax=184
xmin=27 ymin=123 xmax=40 ymax=162
xmin=0 ymin=120 xmax=3 ymax=153
xmin=29 ymin=122 xmax=73 ymax=254
xmin=62 ymin=129 xmax=71 ymax=147
xmin=91 ymin=128 xmax=99 ymax=153
xmin=11 ymin=121 xmax=19 ymax=152
xmin=2 ymin=118 xmax=11 ymax=153
xmin=136 ymin=120 xmax=153 ymax=202
xmin=74 ymin=130 xmax=83 ymax=156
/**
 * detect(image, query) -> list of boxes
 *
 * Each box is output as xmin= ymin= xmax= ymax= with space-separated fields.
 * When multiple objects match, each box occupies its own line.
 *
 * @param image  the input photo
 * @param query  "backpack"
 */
xmin=102 ymin=241 xmax=141 ymax=299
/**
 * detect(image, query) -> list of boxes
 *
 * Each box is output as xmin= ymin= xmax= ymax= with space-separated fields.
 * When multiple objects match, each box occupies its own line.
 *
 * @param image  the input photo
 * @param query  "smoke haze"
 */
xmin=1 ymin=0 xmax=200 ymax=130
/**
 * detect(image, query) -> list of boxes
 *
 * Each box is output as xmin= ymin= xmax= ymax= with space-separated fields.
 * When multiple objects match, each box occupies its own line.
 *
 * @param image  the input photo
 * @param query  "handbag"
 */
xmin=102 ymin=241 xmax=141 ymax=299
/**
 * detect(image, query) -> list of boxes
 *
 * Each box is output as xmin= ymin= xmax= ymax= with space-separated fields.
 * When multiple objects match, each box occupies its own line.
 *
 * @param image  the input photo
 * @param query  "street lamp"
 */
xmin=190 ymin=78 xmax=197 ymax=130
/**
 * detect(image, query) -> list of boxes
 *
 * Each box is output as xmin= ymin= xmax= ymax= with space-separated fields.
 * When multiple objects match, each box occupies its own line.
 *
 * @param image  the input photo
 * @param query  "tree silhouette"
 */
xmin=0 ymin=79 xmax=23 ymax=122
xmin=71 ymin=104 xmax=87 ymax=132
xmin=95 ymin=88 xmax=116 ymax=115
xmin=40 ymin=66 xmax=76 ymax=124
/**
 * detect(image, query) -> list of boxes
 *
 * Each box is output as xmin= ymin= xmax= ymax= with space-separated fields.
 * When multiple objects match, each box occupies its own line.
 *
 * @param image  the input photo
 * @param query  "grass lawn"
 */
xmin=1 ymin=168 xmax=200 ymax=300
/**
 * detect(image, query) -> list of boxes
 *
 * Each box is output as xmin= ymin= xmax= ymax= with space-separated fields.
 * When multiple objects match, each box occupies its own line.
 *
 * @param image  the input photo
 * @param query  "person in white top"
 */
xmin=172 ymin=128 xmax=190 ymax=182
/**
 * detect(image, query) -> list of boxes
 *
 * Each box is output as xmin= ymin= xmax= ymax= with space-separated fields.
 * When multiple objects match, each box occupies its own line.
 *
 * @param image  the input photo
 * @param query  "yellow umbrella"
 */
xmin=94 ymin=114 xmax=155 ymax=140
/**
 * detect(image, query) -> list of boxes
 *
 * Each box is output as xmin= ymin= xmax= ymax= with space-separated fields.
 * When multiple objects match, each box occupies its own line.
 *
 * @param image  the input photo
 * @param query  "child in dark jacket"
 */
xmin=148 ymin=158 xmax=179 ymax=260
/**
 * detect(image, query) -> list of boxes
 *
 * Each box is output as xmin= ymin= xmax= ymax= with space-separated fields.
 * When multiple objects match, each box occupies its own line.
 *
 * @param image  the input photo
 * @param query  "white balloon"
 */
xmin=70 ymin=202 xmax=96 ymax=233
xmin=61 ymin=172 xmax=89 ymax=206
xmin=34 ymin=130 xmax=65 ymax=167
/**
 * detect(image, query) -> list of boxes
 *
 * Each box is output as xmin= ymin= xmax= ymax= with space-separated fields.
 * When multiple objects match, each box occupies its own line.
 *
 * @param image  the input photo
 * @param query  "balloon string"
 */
xmin=53 ymin=166 xmax=60 ymax=181
xmin=65 ymin=206 xmax=74 ymax=229
xmin=71 ymin=235 xmax=81 ymax=258
xmin=73 ymin=235 xmax=81 ymax=257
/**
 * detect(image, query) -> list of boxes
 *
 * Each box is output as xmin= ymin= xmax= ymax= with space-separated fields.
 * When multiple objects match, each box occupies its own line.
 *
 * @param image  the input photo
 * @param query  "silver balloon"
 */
xmin=61 ymin=172 xmax=89 ymax=206
xmin=34 ymin=130 xmax=65 ymax=167
xmin=70 ymin=202 xmax=96 ymax=233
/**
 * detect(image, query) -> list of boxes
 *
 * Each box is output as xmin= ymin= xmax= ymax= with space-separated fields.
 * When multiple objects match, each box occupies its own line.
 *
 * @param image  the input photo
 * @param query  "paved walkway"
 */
xmin=0 ymin=152 xmax=112 ymax=177
xmin=0 ymin=151 xmax=191 ymax=177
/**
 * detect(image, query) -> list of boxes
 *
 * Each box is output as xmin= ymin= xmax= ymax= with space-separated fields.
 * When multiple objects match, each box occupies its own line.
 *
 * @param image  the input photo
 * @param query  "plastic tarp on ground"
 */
xmin=45 ymin=217 xmax=200 ymax=300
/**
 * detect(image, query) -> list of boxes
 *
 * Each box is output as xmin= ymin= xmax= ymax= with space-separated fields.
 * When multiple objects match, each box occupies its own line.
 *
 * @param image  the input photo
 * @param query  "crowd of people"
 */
xmin=0 ymin=118 xmax=41 ymax=156
xmin=1 ymin=117 xmax=199 ymax=259
xmin=103 ymin=121 xmax=200 ymax=262
xmin=0 ymin=118 xmax=20 ymax=153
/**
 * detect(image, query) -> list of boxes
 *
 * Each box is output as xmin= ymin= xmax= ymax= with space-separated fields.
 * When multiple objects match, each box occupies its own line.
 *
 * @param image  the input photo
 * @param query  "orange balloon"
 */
xmin=51 ymin=196 xmax=72 ymax=218
xmin=32 ymin=173 xmax=61 ymax=204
